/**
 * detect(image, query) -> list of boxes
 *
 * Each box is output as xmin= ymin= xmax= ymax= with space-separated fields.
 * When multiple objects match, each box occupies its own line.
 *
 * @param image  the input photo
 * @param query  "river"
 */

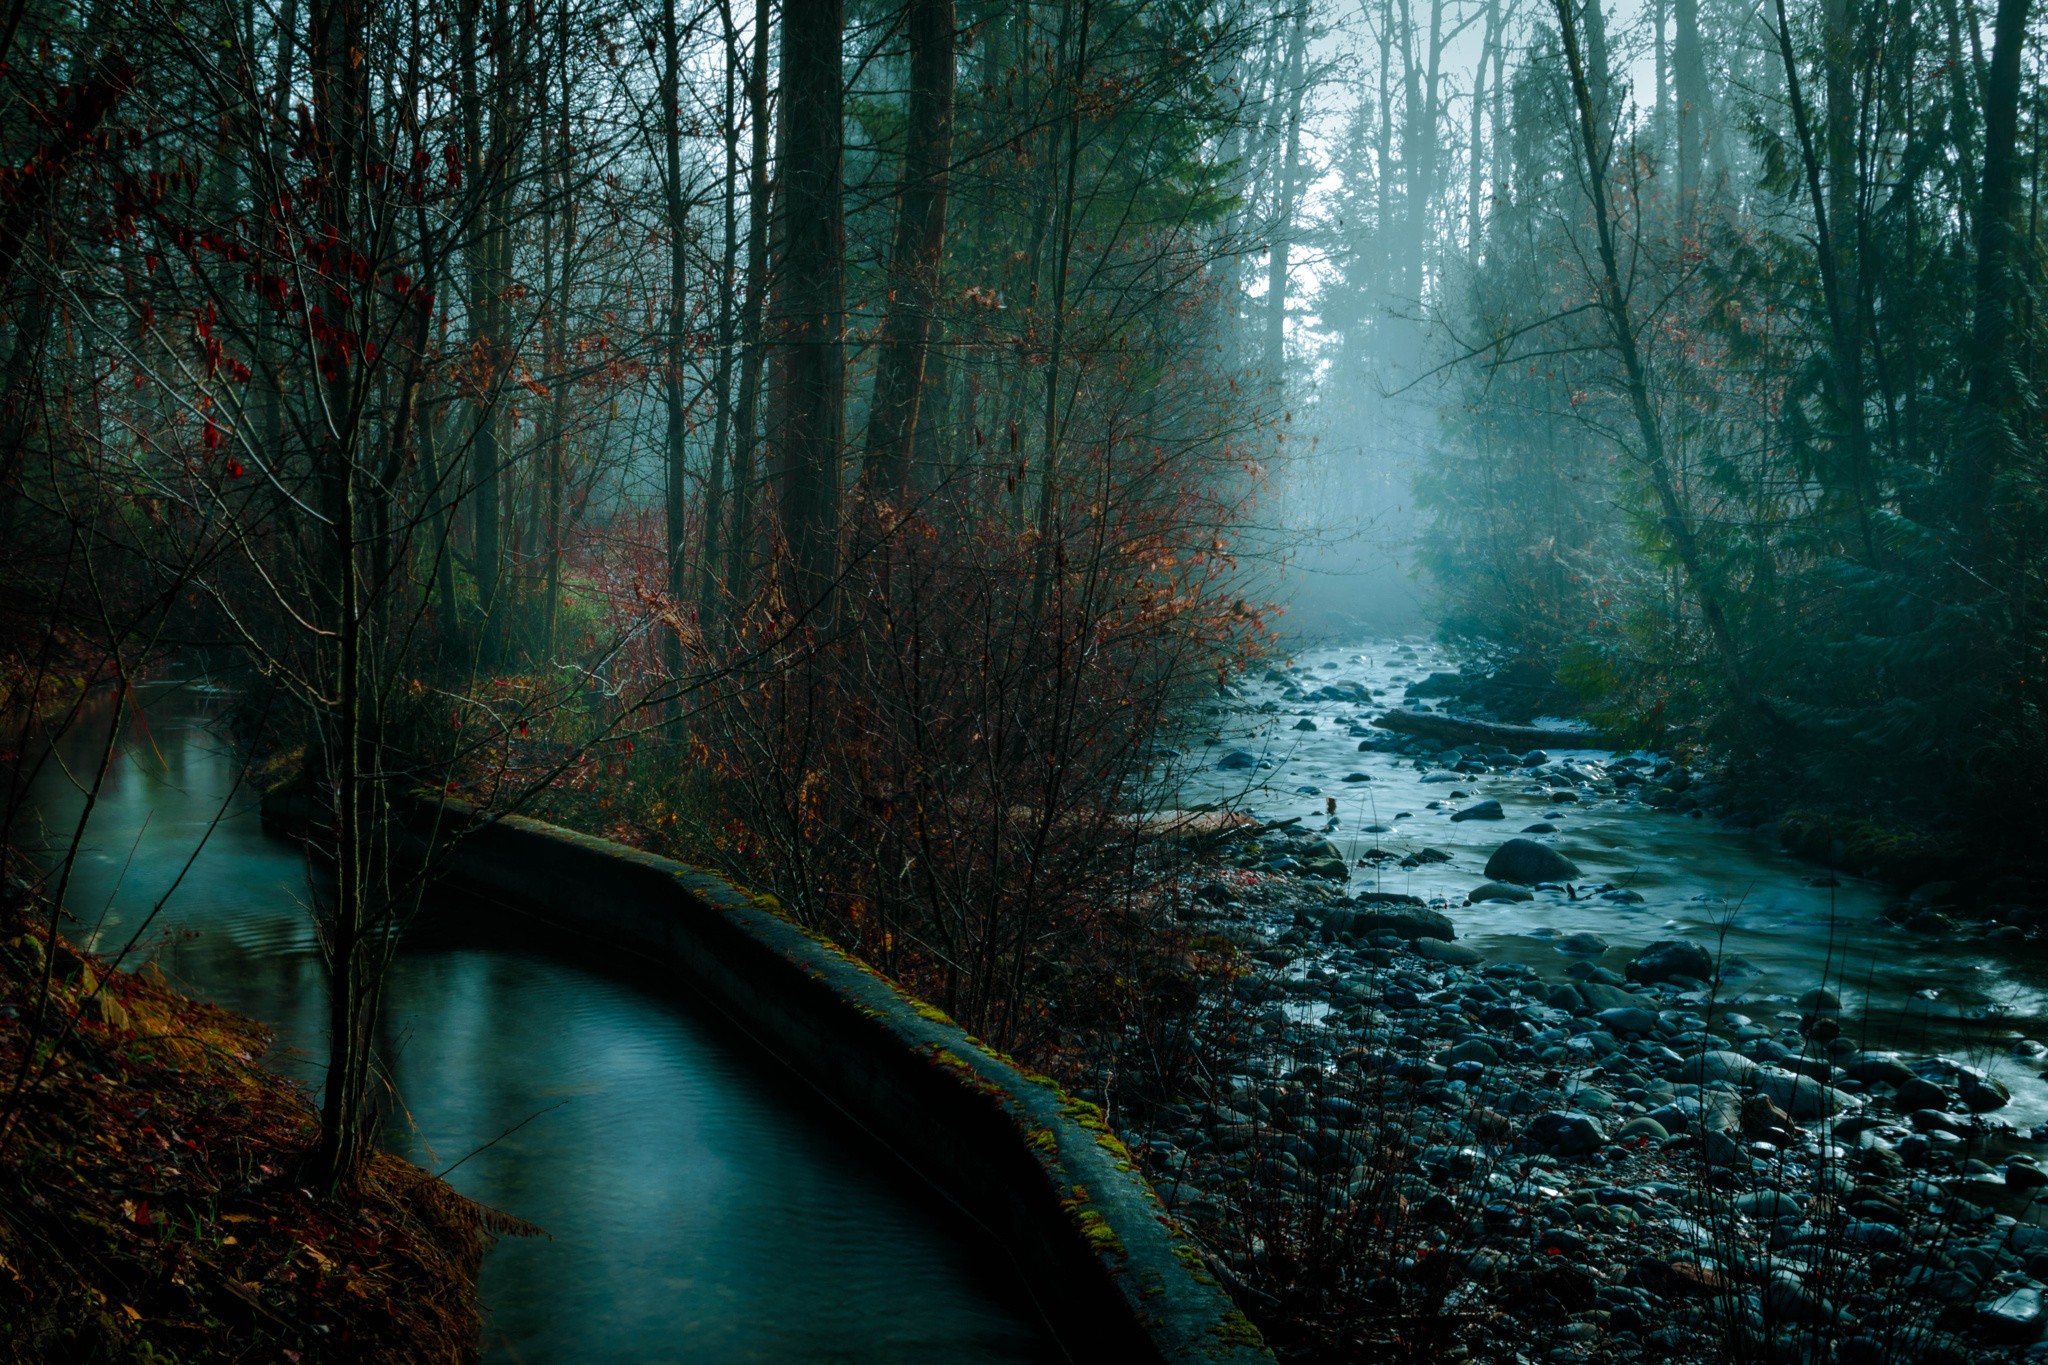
xmin=15 ymin=681 xmax=1056 ymax=1363
xmin=1167 ymin=636 xmax=2048 ymax=1129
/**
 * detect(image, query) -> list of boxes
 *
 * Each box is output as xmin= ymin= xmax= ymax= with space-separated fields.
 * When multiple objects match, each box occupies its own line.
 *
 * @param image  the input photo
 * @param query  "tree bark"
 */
xmin=859 ymin=0 xmax=955 ymax=507
xmin=1959 ymin=0 xmax=2034 ymax=547
xmin=770 ymin=0 xmax=846 ymax=606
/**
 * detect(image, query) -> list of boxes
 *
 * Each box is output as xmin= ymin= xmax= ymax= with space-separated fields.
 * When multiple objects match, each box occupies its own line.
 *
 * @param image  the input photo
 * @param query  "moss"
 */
xmin=1213 ymin=1309 xmax=1266 ymax=1349
xmin=1777 ymin=809 xmax=1962 ymax=887
xmin=911 ymin=1000 xmax=956 ymax=1027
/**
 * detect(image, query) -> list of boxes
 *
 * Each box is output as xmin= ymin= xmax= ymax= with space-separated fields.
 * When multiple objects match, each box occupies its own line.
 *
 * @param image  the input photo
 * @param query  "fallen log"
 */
xmin=1371 ymin=708 xmax=1619 ymax=751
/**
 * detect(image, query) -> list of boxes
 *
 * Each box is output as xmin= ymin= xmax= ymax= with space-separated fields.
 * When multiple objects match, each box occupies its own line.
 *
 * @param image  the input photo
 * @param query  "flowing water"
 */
xmin=14 ymin=682 xmax=1056 ymax=1364
xmin=1167 ymin=636 xmax=2048 ymax=1127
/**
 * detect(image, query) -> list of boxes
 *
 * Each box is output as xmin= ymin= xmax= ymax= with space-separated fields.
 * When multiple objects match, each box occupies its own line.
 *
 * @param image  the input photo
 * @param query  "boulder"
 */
xmin=1557 ymin=932 xmax=1609 ymax=956
xmin=1467 ymin=881 xmax=1534 ymax=904
xmin=1678 ymin=1050 xmax=1758 ymax=1086
xmin=1595 ymin=1006 xmax=1660 ymax=1035
xmin=1483 ymin=838 xmax=1581 ymax=885
xmin=1217 ymin=750 xmax=1259 ymax=770
xmin=1347 ymin=906 xmax=1456 ymax=942
xmin=1450 ymin=800 xmax=1505 ymax=822
xmin=1843 ymin=1051 xmax=1914 ymax=1086
xmin=1414 ymin=937 xmax=1483 ymax=967
xmin=1524 ymin=1110 xmax=1606 ymax=1156
xmin=1627 ymin=939 xmax=1714 ymax=985
xmin=1958 ymin=1067 xmax=2012 ymax=1113
xmin=1755 ymin=1066 xmax=1854 ymax=1120
xmin=1893 ymin=1077 xmax=1948 ymax=1110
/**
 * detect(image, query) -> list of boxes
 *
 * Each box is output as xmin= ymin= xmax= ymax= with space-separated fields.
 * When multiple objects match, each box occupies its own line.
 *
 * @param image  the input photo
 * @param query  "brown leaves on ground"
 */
xmin=0 ymin=910 xmax=509 ymax=1364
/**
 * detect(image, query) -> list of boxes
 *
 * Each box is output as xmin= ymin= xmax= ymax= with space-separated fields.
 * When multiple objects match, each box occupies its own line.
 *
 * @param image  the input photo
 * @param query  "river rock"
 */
xmin=1346 ymin=906 xmax=1456 ymax=942
xmin=1893 ymin=1077 xmax=1948 ymax=1110
xmin=1218 ymin=750 xmax=1259 ymax=770
xmin=1414 ymin=937 xmax=1483 ymax=966
xmin=1297 ymin=840 xmax=1350 ymax=880
xmin=1958 ymin=1067 xmax=2012 ymax=1112
xmin=1755 ymin=1066 xmax=1854 ymax=1119
xmin=1844 ymin=1051 xmax=1915 ymax=1086
xmin=1593 ymin=1009 xmax=1659 ymax=1040
xmin=1797 ymin=987 xmax=1842 ymax=1011
xmin=1483 ymin=838 xmax=1581 ymax=884
xmin=1450 ymin=800 xmax=1504 ymax=822
xmin=1292 ymin=718 xmax=1318 ymax=731
xmin=1979 ymin=1286 xmax=2047 ymax=1342
xmin=1556 ymin=932 xmax=1609 ymax=956
xmin=1468 ymin=881 xmax=1534 ymax=904
xmin=1626 ymin=939 xmax=1714 ymax=985
xmin=1679 ymin=1050 xmax=1759 ymax=1086
xmin=1524 ymin=1110 xmax=1605 ymax=1156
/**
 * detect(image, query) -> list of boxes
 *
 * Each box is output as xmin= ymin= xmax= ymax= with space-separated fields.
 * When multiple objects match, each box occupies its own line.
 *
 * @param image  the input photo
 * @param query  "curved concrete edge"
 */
xmin=365 ymin=795 xmax=1273 ymax=1364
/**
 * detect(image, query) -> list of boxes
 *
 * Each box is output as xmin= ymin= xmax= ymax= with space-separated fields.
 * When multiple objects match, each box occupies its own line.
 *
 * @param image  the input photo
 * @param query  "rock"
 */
xmin=1414 ymin=937 xmax=1483 ymax=966
xmin=1615 ymin=1116 xmax=1668 ymax=1141
xmin=1483 ymin=837 xmax=1581 ymax=885
xmin=1735 ymin=1190 xmax=1802 ymax=1219
xmin=1450 ymin=800 xmax=1504 ymax=822
xmin=78 ymin=991 xmax=131 ymax=1031
xmin=1346 ymin=906 xmax=1456 ymax=941
xmin=1894 ymin=1077 xmax=1949 ymax=1110
xmin=1557 ymin=932 xmax=1609 ymax=956
xmin=1446 ymin=1039 xmax=1501 ymax=1066
xmin=2007 ymin=1160 xmax=2048 ymax=1190
xmin=1755 ymin=1067 xmax=1854 ymax=1119
xmin=1217 ymin=750 xmax=1259 ymax=770
xmin=1525 ymin=1110 xmax=1606 ymax=1156
xmin=1797 ymin=987 xmax=1842 ymax=1011
xmin=1679 ymin=1050 xmax=1758 ymax=1086
xmin=1467 ymin=881 xmax=1534 ymax=904
xmin=1980 ymin=1287 xmax=2047 ymax=1342
xmin=1595 ymin=1007 xmax=1661 ymax=1035
xmin=1297 ymin=840 xmax=1351 ymax=880
xmin=1626 ymin=939 xmax=1714 ymax=986
xmin=1521 ymin=823 xmax=1558 ymax=834
xmin=1292 ymin=718 xmax=1318 ymax=731
xmin=1844 ymin=1051 xmax=1915 ymax=1086
xmin=1959 ymin=1067 xmax=2012 ymax=1112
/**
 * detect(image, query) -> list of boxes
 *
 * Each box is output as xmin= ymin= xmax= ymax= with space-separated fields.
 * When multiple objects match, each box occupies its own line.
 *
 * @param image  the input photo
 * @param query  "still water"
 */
xmin=16 ymin=682 xmax=1056 ymax=1364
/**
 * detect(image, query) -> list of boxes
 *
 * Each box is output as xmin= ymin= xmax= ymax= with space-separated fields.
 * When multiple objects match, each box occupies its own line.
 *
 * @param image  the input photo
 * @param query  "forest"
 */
xmin=0 ymin=0 xmax=2045 ymax=1355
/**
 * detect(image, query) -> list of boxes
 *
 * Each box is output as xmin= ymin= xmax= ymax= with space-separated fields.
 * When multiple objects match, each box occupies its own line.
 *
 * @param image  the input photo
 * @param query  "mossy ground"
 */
xmin=0 ymin=901 xmax=513 ymax=1364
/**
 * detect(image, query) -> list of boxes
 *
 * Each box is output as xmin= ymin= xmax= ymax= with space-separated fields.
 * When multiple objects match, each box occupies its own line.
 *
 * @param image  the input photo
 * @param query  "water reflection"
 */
xmin=20 ymin=683 xmax=1055 ymax=1363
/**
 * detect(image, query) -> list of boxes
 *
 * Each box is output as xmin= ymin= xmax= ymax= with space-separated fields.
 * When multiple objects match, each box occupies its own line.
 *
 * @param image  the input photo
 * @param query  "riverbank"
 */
xmin=0 ymin=879 xmax=501 ymax=1365
xmin=1116 ymin=861 xmax=2048 ymax=1362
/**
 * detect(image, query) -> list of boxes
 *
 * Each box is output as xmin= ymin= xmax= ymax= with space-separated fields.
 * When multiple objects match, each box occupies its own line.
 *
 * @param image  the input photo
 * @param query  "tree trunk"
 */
xmin=859 ymin=0 xmax=956 ymax=508
xmin=1673 ymin=0 xmax=1708 ymax=200
xmin=1265 ymin=3 xmax=1307 ymax=379
xmin=770 ymin=0 xmax=846 ymax=606
xmin=728 ymin=10 xmax=773 ymax=609
xmin=702 ymin=0 xmax=743 ymax=625
xmin=1959 ymin=0 xmax=2034 ymax=547
xmin=662 ymin=0 xmax=692 ymax=635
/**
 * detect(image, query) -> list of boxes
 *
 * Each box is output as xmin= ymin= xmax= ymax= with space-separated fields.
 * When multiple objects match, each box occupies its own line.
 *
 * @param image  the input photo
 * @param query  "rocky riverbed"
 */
xmin=1115 ymin=870 xmax=2048 ymax=1362
xmin=1105 ymin=638 xmax=2048 ymax=1361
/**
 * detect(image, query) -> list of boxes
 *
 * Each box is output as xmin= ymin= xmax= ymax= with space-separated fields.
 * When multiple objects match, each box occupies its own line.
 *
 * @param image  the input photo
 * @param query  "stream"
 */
xmin=1167 ymin=636 xmax=2048 ymax=1129
xmin=17 ymin=682 xmax=1057 ymax=1364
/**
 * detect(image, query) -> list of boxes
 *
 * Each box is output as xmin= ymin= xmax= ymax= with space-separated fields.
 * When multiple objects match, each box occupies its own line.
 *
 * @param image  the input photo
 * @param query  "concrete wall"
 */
xmin=394 ymin=800 xmax=1271 ymax=1365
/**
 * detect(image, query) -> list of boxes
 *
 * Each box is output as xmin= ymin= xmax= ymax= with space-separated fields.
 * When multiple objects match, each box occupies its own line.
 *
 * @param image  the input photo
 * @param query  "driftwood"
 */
xmin=1371 ymin=708 xmax=1618 ymax=751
